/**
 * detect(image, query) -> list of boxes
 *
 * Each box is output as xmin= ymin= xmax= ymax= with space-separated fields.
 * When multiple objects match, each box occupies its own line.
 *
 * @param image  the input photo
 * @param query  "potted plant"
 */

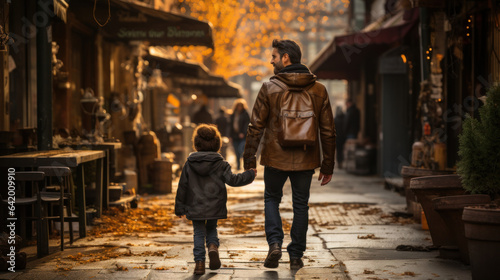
xmin=456 ymin=84 xmax=500 ymax=280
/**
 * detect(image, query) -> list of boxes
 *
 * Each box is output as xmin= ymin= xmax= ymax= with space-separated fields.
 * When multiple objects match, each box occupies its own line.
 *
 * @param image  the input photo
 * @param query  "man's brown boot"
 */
xmin=290 ymin=258 xmax=304 ymax=270
xmin=208 ymin=243 xmax=221 ymax=270
xmin=263 ymin=243 xmax=282 ymax=268
xmin=194 ymin=260 xmax=205 ymax=275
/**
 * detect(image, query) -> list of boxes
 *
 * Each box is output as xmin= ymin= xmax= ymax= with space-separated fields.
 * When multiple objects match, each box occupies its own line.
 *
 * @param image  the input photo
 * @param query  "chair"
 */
xmin=38 ymin=166 xmax=75 ymax=251
xmin=0 ymin=171 xmax=49 ymax=258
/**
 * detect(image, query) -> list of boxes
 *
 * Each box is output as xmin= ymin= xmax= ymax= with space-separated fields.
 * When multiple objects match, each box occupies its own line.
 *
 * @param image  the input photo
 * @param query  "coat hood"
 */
xmin=187 ymin=152 xmax=224 ymax=176
xmin=272 ymin=64 xmax=317 ymax=89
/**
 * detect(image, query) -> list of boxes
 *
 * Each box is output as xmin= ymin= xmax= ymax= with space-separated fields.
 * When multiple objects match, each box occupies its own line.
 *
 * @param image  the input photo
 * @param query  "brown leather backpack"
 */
xmin=271 ymin=79 xmax=317 ymax=149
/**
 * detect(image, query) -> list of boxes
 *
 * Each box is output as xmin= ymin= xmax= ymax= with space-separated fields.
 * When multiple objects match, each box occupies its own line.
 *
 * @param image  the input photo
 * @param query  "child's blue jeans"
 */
xmin=192 ymin=219 xmax=219 ymax=261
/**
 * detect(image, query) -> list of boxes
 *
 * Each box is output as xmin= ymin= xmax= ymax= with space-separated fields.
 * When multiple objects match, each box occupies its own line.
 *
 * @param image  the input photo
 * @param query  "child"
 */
xmin=175 ymin=124 xmax=256 ymax=275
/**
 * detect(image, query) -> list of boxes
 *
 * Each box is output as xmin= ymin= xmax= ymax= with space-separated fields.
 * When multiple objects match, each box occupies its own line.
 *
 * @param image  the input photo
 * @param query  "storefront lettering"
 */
xmin=167 ymin=27 xmax=205 ymax=38
xmin=117 ymin=27 xmax=205 ymax=39
xmin=149 ymin=30 xmax=165 ymax=38
xmin=117 ymin=28 xmax=147 ymax=38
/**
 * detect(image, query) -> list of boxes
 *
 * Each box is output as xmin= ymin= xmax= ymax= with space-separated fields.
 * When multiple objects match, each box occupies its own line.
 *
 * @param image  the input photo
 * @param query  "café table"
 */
xmin=59 ymin=142 xmax=122 ymax=209
xmin=0 ymin=149 xmax=105 ymax=238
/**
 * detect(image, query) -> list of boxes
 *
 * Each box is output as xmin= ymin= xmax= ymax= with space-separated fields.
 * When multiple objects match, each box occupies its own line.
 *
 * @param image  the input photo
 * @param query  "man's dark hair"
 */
xmin=192 ymin=124 xmax=222 ymax=152
xmin=272 ymin=39 xmax=302 ymax=64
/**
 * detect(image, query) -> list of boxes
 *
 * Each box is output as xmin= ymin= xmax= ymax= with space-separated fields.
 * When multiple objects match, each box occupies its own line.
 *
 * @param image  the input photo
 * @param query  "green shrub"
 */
xmin=457 ymin=85 xmax=500 ymax=196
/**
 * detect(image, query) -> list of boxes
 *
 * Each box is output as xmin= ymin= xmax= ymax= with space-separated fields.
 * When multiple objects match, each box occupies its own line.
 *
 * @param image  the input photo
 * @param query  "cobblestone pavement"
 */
xmin=0 ymin=165 xmax=472 ymax=280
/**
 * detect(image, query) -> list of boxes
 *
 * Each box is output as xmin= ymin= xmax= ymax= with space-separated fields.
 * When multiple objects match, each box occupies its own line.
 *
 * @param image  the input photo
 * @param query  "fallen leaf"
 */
xmin=133 ymin=265 xmax=148 ymax=269
xmin=115 ymin=264 xmax=128 ymax=271
xmin=357 ymin=234 xmax=381 ymax=239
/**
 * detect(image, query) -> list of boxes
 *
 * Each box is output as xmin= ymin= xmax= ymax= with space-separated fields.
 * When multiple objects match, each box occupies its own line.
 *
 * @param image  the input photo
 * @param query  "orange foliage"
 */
xmin=170 ymin=0 xmax=348 ymax=79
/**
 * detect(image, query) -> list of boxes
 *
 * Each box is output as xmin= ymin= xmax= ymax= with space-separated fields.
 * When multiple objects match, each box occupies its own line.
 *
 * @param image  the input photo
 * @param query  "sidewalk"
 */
xmin=1 ymin=167 xmax=472 ymax=280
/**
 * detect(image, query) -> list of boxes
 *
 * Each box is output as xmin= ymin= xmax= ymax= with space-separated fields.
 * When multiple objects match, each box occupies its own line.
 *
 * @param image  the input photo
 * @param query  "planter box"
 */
xmin=433 ymin=194 xmax=490 ymax=264
xmin=401 ymin=166 xmax=455 ymax=221
xmin=409 ymin=174 xmax=465 ymax=247
xmin=463 ymin=206 xmax=500 ymax=280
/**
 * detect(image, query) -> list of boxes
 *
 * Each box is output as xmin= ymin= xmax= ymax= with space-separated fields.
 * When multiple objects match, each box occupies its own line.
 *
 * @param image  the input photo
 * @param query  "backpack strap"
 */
xmin=271 ymin=79 xmax=316 ymax=113
xmin=271 ymin=79 xmax=288 ymax=91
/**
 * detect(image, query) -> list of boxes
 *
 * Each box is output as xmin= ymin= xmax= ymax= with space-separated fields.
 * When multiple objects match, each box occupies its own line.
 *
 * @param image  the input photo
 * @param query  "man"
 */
xmin=192 ymin=104 xmax=213 ymax=125
xmin=344 ymin=98 xmax=360 ymax=140
xmin=215 ymin=107 xmax=229 ymax=137
xmin=243 ymin=39 xmax=336 ymax=270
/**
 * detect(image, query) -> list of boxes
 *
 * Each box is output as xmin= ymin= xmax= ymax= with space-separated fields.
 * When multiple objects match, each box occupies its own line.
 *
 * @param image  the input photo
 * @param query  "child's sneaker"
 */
xmin=208 ymin=244 xmax=221 ymax=270
xmin=194 ymin=261 xmax=205 ymax=275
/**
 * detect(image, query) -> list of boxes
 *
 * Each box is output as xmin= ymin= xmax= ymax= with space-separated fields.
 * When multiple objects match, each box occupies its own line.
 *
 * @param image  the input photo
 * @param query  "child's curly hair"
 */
xmin=192 ymin=124 xmax=222 ymax=152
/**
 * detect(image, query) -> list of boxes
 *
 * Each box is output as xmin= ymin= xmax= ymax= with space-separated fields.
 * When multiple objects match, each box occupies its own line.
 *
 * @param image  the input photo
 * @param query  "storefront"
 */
xmin=1 ymin=0 xmax=216 ymax=192
xmin=311 ymin=0 xmax=500 ymax=178
xmin=310 ymin=7 xmax=420 ymax=176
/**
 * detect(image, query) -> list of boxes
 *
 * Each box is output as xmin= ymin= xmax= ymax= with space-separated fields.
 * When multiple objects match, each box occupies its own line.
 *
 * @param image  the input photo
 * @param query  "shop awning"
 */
xmin=146 ymin=55 xmax=242 ymax=98
xmin=68 ymin=0 xmax=213 ymax=48
xmin=310 ymin=9 xmax=419 ymax=80
xmin=176 ymin=77 xmax=242 ymax=99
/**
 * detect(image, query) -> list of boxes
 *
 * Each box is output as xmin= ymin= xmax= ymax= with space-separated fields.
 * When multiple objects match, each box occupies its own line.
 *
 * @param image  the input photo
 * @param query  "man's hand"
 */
xmin=318 ymin=172 xmax=332 ymax=186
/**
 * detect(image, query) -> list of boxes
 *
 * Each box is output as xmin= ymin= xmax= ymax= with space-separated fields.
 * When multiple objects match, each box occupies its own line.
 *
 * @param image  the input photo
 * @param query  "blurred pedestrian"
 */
xmin=334 ymin=106 xmax=346 ymax=168
xmin=344 ymin=98 xmax=360 ymax=140
xmin=229 ymin=98 xmax=250 ymax=170
xmin=243 ymin=39 xmax=336 ymax=270
xmin=175 ymin=124 xmax=256 ymax=275
xmin=192 ymin=104 xmax=213 ymax=125
xmin=215 ymin=107 xmax=230 ymax=158
xmin=215 ymin=107 xmax=229 ymax=137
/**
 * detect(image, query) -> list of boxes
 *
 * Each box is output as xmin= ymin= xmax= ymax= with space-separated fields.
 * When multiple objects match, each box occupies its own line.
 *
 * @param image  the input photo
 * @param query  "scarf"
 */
xmin=279 ymin=63 xmax=311 ymax=74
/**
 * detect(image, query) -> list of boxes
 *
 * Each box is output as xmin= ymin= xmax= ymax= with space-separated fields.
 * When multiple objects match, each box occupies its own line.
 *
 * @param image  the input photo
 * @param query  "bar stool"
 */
xmin=38 ymin=166 xmax=75 ymax=251
xmin=0 ymin=171 xmax=49 ymax=258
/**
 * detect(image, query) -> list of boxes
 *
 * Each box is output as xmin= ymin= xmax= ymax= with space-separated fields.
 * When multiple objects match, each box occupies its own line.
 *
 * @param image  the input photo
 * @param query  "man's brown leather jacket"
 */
xmin=243 ymin=72 xmax=336 ymax=175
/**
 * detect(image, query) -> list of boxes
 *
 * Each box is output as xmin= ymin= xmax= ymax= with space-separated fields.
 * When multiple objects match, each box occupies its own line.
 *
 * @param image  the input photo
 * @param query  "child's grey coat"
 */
xmin=175 ymin=152 xmax=255 ymax=220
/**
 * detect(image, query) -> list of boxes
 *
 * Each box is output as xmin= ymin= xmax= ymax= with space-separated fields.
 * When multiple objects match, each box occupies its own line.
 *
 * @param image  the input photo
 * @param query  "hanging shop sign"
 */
xmin=69 ymin=0 xmax=214 ymax=48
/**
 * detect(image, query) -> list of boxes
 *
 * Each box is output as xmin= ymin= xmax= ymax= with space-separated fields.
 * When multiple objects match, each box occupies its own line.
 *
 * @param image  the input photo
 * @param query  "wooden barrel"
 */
xmin=151 ymin=159 xmax=173 ymax=194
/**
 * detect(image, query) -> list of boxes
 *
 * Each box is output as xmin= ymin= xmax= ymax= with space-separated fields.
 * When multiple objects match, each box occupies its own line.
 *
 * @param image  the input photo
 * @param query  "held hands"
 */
xmin=318 ymin=172 xmax=332 ymax=186
xmin=245 ymin=168 xmax=257 ymax=178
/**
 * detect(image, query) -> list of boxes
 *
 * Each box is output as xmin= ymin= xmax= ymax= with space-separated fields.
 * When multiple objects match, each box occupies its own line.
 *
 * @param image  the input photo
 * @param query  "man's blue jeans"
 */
xmin=192 ymin=219 xmax=219 ymax=261
xmin=264 ymin=167 xmax=314 ymax=259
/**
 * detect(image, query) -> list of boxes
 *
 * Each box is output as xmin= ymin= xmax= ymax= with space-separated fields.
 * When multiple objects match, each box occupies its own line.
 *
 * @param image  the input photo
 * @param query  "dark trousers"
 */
xmin=192 ymin=219 xmax=219 ymax=261
xmin=264 ymin=167 xmax=314 ymax=259
xmin=232 ymin=139 xmax=246 ymax=170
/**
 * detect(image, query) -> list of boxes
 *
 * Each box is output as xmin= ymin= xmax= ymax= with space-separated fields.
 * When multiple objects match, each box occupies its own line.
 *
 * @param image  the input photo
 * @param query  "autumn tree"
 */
xmin=170 ymin=0 xmax=349 ymax=80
